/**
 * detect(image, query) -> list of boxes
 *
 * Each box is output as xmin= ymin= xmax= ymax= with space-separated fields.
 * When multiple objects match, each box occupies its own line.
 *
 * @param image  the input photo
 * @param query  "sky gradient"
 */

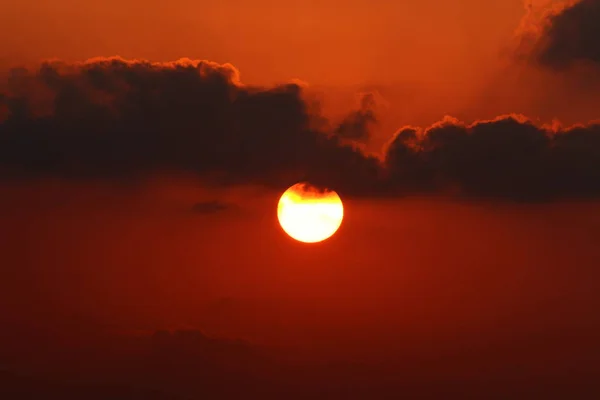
xmin=1 ymin=1 xmax=600 ymax=398
xmin=2 ymin=1 xmax=526 ymax=84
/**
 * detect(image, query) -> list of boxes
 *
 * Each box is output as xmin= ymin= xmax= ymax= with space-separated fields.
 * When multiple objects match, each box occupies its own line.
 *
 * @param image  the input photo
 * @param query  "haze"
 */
xmin=1 ymin=0 xmax=600 ymax=398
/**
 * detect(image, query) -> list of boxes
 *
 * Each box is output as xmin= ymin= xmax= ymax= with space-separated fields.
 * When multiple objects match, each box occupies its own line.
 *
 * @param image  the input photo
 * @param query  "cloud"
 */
xmin=0 ymin=328 xmax=274 ymax=399
xmin=2 ymin=324 xmax=598 ymax=399
xmin=523 ymin=0 xmax=600 ymax=69
xmin=1 ymin=57 xmax=600 ymax=200
xmin=333 ymin=92 xmax=378 ymax=141
xmin=191 ymin=200 xmax=234 ymax=214
xmin=384 ymin=115 xmax=600 ymax=200
xmin=0 ymin=57 xmax=381 ymax=197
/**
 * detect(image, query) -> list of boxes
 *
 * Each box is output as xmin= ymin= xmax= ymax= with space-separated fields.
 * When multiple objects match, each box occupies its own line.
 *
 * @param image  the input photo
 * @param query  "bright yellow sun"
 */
xmin=277 ymin=182 xmax=344 ymax=243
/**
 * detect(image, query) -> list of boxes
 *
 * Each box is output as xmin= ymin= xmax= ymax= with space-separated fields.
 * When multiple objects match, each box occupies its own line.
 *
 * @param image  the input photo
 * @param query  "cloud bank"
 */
xmin=0 ymin=57 xmax=381 ymax=196
xmin=385 ymin=115 xmax=600 ymax=200
xmin=1 ymin=43 xmax=600 ymax=200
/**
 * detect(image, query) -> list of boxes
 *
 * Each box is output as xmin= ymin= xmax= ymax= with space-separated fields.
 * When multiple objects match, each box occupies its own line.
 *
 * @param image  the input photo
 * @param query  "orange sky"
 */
xmin=1 ymin=180 xmax=599 ymax=358
xmin=3 ymin=0 xmax=525 ymax=85
xmin=6 ymin=0 xmax=598 ymax=135
xmin=2 ymin=2 xmax=600 ymax=397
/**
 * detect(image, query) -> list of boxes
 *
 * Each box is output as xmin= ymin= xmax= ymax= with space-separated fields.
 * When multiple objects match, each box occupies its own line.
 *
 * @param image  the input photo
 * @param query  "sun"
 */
xmin=277 ymin=182 xmax=344 ymax=243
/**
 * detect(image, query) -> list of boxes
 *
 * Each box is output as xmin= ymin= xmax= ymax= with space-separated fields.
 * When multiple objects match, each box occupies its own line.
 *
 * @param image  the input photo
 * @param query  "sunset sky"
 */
xmin=1 ymin=0 xmax=600 ymax=398
xmin=3 ymin=1 xmax=525 ymax=83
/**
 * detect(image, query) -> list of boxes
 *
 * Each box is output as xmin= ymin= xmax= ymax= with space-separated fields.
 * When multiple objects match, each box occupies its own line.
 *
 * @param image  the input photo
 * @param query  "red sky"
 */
xmin=3 ymin=0 xmax=598 ymax=135
xmin=1 ymin=1 xmax=600 ymax=397
xmin=2 ymin=0 xmax=525 ymax=85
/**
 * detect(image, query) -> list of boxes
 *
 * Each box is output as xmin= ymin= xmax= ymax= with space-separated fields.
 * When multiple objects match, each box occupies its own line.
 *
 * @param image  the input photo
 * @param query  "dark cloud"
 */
xmin=532 ymin=0 xmax=600 ymax=69
xmin=1 ymin=58 xmax=600 ymax=200
xmin=0 ymin=57 xmax=381 ymax=197
xmin=0 ymin=371 xmax=180 ymax=400
xmin=0 ymin=329 xmax=274 ymax=399
xmin=385 ymin=115 xmax=600 ymax=200
xmin=191 ymin=200 xmax=233 ymax=214
xmin=1 ymin=326 xmax=599 ymax=399
xmin=333 ymin=92 xmax=377 ymax=141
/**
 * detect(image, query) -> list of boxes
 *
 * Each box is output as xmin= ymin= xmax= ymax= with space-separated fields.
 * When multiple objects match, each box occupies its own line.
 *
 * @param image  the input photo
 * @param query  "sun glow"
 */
xmin=277 ymin=183 xmax=344 ymax=243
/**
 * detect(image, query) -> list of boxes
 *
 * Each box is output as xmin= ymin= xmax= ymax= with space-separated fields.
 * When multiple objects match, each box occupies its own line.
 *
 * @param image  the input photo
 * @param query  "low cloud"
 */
xmin=0 ymin=57 xmax=381 ymax=196
xmin=191 ymin=200 xmax=234 ymax=214
xmin=1 ymin=57 xmax=600 ymax=200
xmin=385 ymin=115 xmax=600 ymax=200
xmin=333 ymin=92 xmax=378 ymax=141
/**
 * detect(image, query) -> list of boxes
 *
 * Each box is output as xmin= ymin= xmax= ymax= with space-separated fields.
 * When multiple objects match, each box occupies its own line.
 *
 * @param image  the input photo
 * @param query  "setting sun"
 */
xmin=277 ymin=183 xmax=344 ymax=243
